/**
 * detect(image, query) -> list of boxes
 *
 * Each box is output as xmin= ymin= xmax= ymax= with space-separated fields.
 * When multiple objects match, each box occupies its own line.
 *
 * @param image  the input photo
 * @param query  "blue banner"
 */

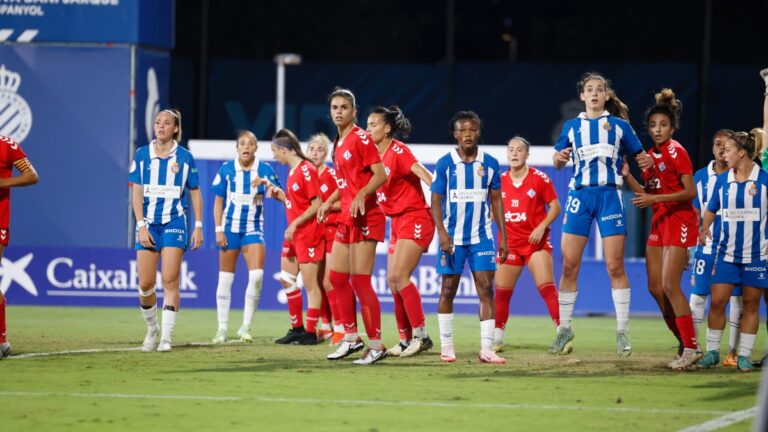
xmin=135 ymin=48 xmax=171 ymax=148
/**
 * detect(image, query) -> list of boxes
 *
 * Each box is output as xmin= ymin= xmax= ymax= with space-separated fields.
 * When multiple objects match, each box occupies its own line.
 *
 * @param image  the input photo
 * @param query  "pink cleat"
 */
xmin=441 ymin=345 xmax=456 ymax=363
xmin=478 ymin=348 xmax=506 ymax=364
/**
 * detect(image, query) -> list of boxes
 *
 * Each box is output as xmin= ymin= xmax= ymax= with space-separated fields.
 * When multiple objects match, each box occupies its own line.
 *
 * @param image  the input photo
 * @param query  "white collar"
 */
xmin=149 ymin=140 xmax=178 ymax=159
xmin=235 ymin=158 xmax=258 ymax=172
xmin=450 ymin=148 xmax=485 ymax=164
xmin=577 ymin=110 xmax=610 ymax=120
xmin=727 ymin=162 xmax=761 ymax=183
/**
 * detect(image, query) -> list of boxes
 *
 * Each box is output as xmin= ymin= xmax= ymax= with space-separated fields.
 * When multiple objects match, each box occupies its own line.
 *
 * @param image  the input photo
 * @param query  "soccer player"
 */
xmin=622 ymin=89 xmax=701 ymax=369
xmin=550 ymin=72 xmax=653 ymax=357
xmin=258 ymin=129 xmax=325 ymax=345
xmin=0 ymin=135 xmax=39 ymax=359
xmin=690 ymin=129 xmax=743 ymax=367
xmin=431 ymin=110 xmax=509 ymax=364
xmin=493 ymin=136 xmax=561 ymax=353
xmin=129 ymin=109 xmax=203 ymax=352
xmin=368 ymin=106 xmax=435 ymax=357
xmin=697 ymin=130 xmax=767 ymax=371
xmin=317 ymin=87 xmax=388 ymax=365
xmin=210 ymin=130 xmax=280 ymax=344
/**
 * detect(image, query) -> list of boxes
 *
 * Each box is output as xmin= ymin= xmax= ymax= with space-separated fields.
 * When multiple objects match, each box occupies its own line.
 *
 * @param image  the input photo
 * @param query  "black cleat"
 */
xmin=275 ymin=327 xmax=306 ymax=344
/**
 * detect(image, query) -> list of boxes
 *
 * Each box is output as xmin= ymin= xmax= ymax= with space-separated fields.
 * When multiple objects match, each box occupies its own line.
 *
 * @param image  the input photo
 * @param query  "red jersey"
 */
xmin=500 ymin=167 xmax=558 ymax=252
xmin=285 ymin=160 xmax=323 ymax=239
xmin=376 ymin=140 xmax=428 ymax=216
xmin=641 ymin=139 xmax=697 ymax=222
xmin=317 ymin=165 xmax=340 ymax=226
xmin=333 ymin=126 xmax=381 ymax=217
xmin=0 ymin=136 xmax=27 ymax=225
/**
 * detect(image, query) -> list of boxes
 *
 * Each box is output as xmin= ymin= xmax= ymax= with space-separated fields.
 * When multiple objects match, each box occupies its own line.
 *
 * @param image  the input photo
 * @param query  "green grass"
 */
xmin=1 ymin=306 xmax=762 ymax=431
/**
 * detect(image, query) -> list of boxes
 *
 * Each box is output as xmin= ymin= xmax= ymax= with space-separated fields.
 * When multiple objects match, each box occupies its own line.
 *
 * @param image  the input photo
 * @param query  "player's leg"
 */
xmin=698 ymin=281 xmax=735 ymax=368
xmin=275 ymin=254 xmax=304 ymax=344
xmin=689 ymin=255 xmax=712 ymax=347
xmin=316 ymin=258 xmax=334 ymax=343
xmin=392 ymin=239 xmax=432 ymax=357
xmin=322 ymin=249 xmax=344 ymax=345
xmin=472 ymin=267 xmax=506 ymax=365
xmin=0 ymin=244 xmax=9 ymax=357
xmin=438 ymin=273 xmax=461 ymax=363
xmin=327 ymin=240 xmax=364 ymax=360
xmin=493 ymin=261 xmax=524 ymax=352
xmin=735 ymin=283 xmax=763 ymax=371
xmin=724 ymin=287 xmax=743 ymax=367
xmin=661 ymin=246 xmax=702 ymax=368
xmin=296 ymin=260 xmax=323 ymax=345
xmin=212 ymin=246 xmax=239 ymax=343
xmin=551 ymin=233 xmax=587 ymax=354
xmin=136 ymin=249 xmax=161 ymax=352
xmin=158 ymin=246 xmax=184 ymax=352
xmin=349 ymin=239 xmax=385 ymax=365
xmin=527 ymin=249 xmax=560 ymax=328
xmin=603 ymin=234 xmax=631 ymax=357
xmin=388 ymin=242 xmax=411 ymax=355
xmin=239 ymin=241 xmax=266 ymax=342
xmin=646 ymin=245 xmax=681 ymax=352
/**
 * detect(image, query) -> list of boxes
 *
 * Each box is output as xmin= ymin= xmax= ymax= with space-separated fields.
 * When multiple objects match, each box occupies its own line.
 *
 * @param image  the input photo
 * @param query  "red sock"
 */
xmin=319 ymin=289 xmax=331 ymax=325
xmin=350 ymin=274 xmax=381 ymax=341
xmin=286 ymin=289 xmax=304 ymax=329
xmin=495 ymin=286 xmax=513 ymax=330
xmin=392 ymin=292 xmax=412 ymax=341
xmin=663 ymin=315 xmax=683 ymax=345
xmin=329 ymin=270 xmax=357 ymax=334
xmin=305 ymin=307 xmax=320 ymax=333
xmin=399 ymin=282 xmax=426 ymax=329
xmin=0 ymin=293 xmax=6 ymax=344
xmin=326 ymin=289 xmax=342 ymax=327
xmin=537 ymin=283 xmax=560 ymax=327
xmin=675 ymin=314 xmax=698 ymax=350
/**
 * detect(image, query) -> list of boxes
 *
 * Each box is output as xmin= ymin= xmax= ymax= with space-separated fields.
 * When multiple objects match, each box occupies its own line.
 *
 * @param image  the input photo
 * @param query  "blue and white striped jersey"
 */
xmin=692 ymin=161 xmax=722 ymax=256
xmin=554 ymin=111 xmax=643 ymax=189
xmin=129 ymin=142 xmax=199 ymax=225
xmin=211 ymin=158 xmax=281 ymax=234
xmin=707 ymin=163 xmax=768 ymax=264
xmin=431 ymin=149 xmax=501 ymax=246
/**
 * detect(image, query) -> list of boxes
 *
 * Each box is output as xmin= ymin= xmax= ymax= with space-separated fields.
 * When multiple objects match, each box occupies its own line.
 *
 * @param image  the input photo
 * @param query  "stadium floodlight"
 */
xmin=274 ymin=53 xmax=302 ymax=133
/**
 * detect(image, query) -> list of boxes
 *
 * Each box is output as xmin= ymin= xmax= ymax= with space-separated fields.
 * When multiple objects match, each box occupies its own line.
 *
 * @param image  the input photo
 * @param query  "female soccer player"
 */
xmin=129 ymin=109 xmax=203 ymax=352
xmin=260 ymin=129 xmax=325 ymax=346
xmin=697 ymin=130 xmax=767 ymax=371
xmin=622 ymin=89 xmax=701 ymax=369
xmin=368 ymin=106 xmax=434 ymax=357
xmin=493 ymin=136 xmax=561 ymax=353
xmin=431 ymin=111 xmax=509 ymax=364
xmin=317 ymin=87 xmax=387 ymax=365
xmin=550 ymin=72 xmax=653 ymax=357
xmin=210 ymin=130 xmax=280 ymax=344
xmin=0 ymin=135 xmax=39 ymax=359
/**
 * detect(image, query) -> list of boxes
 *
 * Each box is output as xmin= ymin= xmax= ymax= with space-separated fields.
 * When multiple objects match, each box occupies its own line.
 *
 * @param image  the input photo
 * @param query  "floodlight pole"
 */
xmin=274 ymin=53 xmax=302 ymax=133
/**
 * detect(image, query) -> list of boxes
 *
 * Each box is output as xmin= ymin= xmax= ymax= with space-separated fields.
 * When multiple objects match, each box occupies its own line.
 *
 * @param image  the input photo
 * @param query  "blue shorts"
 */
xmin=562 ymin=186 xmax=626 ymax=238
xmin=220 ymin=230 xmax=264 ymax=251
xmin=691 ymin=253 xmax=742 ymax=296
xmin=437 ymin=239 xmax=497 ymax=274
xmin=711 ymin=259 xmax=768 ymax=289
xmin=135 ymin=217 xmax=187 ymax=251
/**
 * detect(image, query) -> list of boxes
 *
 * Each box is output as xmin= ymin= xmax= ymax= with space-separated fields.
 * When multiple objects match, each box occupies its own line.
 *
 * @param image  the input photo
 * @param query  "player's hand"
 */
xmin=317 ymin=201 xmax=330 ymax=222
xmin=284 ymin=222 xmax=297 ymax=241
xmin=137 ymin=226 xmax=155 ymax=249
xmin=253 ymin=194 xmax=264 ymax=207
xmin=635 ymin=152 xmax=653 ymax=170
xmin=350 ymin=192 xmax=366 ymax=217
xmin=554 ymin=148 xmax=572 ymax=165
xmin=761 ymin=68 xmax=768 ymax=87
xmin=438 ymin=231 xmax=454 ymax=255
xmin=698 ymin=228 xmax=711 ymax=246
xmin=497 ymin=242 xmax=509 ymax=263
xmin=528 ymin=225 xmax=546 ymax=244
xmin=190 ymin=227 xmax=203 ymax=250
xmin=251 ymin=176 xmax=269 ymax=189
xmin=621 ymin=156 xmax=630 ymax=177
xmin=631 ymin=192 xmax=656 ymax=208
xmin=215 ymin=231 xmax=227 ymax=249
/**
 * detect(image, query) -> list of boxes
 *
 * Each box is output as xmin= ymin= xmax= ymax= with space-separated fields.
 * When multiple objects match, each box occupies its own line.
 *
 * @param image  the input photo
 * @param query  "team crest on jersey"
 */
xmin=602 ymin=122 xmax=612 ymax=131
xmin=477 ymin=166 xmax=485 ymax=177
xmin=527 ymin=189 xmax=536 ymax=198
xmin=291 ymin=183 xmax=299 ymax=191
xmin=0 ymin=65 xmax=32 ymax=143
xmin=385 ymin=166 xmax=391 ymax=176
xmin=749 ymin=183 xmax=758 ymax=196
xmin=320 ymin=184 xmax=328 ymax=193
xmin=658 ymin=162 xmax=666 ymax=172
xmin=171 ymin=162 xmax=180 ymax=174
xmin=343 ymin=150 xmax=352 ymax=160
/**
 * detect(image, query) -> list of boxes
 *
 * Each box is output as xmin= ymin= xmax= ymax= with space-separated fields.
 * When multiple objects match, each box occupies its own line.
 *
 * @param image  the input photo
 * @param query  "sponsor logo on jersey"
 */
xmin=600 ymin=213 xmax=622 ymax=221
xmin=0 ymin=65 xmax=32 ymax=143
xmin=476 ymin=250 xmax=496 ymax=256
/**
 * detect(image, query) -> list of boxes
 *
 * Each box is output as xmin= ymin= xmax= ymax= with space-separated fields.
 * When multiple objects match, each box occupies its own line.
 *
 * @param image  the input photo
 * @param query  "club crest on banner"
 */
xmin=0 ymin=65 xmax=33 ymax=143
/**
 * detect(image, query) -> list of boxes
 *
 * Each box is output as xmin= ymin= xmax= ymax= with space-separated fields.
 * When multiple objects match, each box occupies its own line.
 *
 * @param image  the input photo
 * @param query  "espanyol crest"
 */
xmin=0 ymin=65 xmax=32 ymax=143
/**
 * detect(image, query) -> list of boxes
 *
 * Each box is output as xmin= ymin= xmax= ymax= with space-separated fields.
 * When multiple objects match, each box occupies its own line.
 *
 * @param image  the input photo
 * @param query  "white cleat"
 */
xmin=352 ymin=347 xmax=387 ymax=365
xmin=236 ymin=325 xmax=253 ymax=343
xmin=326 ymin=339 xmax=364 ymax=360
xmin=0 ymin=341 xmax=11 ymax=359
xmin=141 ymin=326 xmax=160 ymax=352
xmin=157 ymin=340 xmax=172 ymax=352
xmin=212 ymin=329 xmax=227 ymax=344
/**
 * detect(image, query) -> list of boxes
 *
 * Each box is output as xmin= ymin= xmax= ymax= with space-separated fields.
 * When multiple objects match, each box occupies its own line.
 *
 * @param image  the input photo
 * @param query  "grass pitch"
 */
xmin=0 ymin=306 xmax=763 ymax=431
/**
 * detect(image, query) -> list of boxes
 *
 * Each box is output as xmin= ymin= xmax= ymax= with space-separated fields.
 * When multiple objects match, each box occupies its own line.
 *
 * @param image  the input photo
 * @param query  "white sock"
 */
xmin=413 ymin=326 xmax=428 ymax=339
xmin=689 ymin=294 xmax=707 ymax=342
xmin=611 ymin=288 xmax=630 ymax=332
xmin=215 ymin=272 xmax=234 ymax=331
xmin=438 ymin=313 xmax=454 ymax=348
xmin=161 ymin=308 xmax=177 ymax=343
xmin=140 ymin=305 xmax=158 ymax=329
xmin=706 ymin=327 xmax=723 ymax=353
xmin=494 ymin=327 xmax=504 ymax=344
xmin=333 ymin=324 xmax=344 ymax=333
xmin=320 ymin=322 xmax=332 ymax=331
xmin=480 ymin=319 xmax=494 ymax=350
xmin=558 ymin=291 xmax=578 ymax=329
xmin=243 ymin=269 xmax=263 ymax=327
xmin=738 ymin=332 xmax=756 ymax=358
xmin=728 ymin=296 xmax=742 ymax=352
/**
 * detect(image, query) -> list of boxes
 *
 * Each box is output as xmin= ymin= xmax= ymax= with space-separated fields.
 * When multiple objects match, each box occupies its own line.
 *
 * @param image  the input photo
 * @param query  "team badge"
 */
xmin=385 ymin=166 xmax=391 ymax=176
xmin=527 ymin=189 xmax=536 ymax=198
xmin=602 ymin=122 xmax=612 ymax=131
xmin=749 ymin=183 xmax=758 ymax=196
xmin=343 ymin=150 xmax=352 ymax=160
xmin=477 ymin=166 xmax=485 ymax=177
xmin=0 ymin=65 xmax=32 ymax=143
xmin=320 ymin=184 xmax=328 ymax=193
xmin=658 ymin=162 xmax=666 ymax=172
xmin=291 ymin=183 xmax=299 ymax=191
xmin=171 ymin=162 xmax=179 ymax=174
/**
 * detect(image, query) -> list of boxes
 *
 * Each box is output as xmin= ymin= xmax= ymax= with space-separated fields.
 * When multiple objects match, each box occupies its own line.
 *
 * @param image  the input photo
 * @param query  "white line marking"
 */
xmin=677 ymin=407 xmax=757 ymax=432
xmin=0 ymin=391 xmax=738 ymax=416
xmin=45 ymin=291 xmax=198 ymax=299
xmin=7 ymin=341 xmax=241 ymax=359
xmin=16 ymin=29 xmax=38 ymax=42
xmin=0 ymin=29 xmax=13 ymax=42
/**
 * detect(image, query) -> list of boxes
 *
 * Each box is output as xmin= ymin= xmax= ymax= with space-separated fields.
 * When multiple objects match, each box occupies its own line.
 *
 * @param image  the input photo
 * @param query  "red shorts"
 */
xmin=281 ymin=236 xmax=324 ymax=263
xmin=647 ymin=215 xmax=698 ymax=248
xmin=335 ymin=206 xmax=386 ymax=244
xmin=388 ymin=209 xmax=434 ymax=254
xmin=324 ymin=223 xmax=338 ymax=253
xmin=0 ymin=227 xmax=8 ymax=247
xmin=497 ymin=236 xmax=552 ymax=266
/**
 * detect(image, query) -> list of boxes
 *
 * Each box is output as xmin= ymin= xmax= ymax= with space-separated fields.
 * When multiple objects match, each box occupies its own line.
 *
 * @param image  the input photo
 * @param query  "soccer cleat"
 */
xmin=548 ymin=327 xmax=574 ymax=355
xmin=388 ymin=341 xmax=409 ymax=357
xmin=478 ymin=348 xmax=507 ymax=364
xmin=723 ymin=352 xmax=738 ymax=367
xmin=0 ymin=341 xmax=11 ymax=359
xmin=352 ymin=347 xmax=388 ymax=365
xmin=236 ymin=325 xmax=253 ymax=343
xmin=326 ymin=339 xmax=364 ymax=360
xmin=295 ymin=331 xmax=319 ymax=345
xmin=669 ymin=348 xmax=703 ymax=370
xmin=737 ymin=355 xmax=756 ymax=372
xmin=329 ymin=332 xmax=345 ymax=346
xmin=401 ymin=336 xmax=433 ymax=358
xmin=696 ymin=350 xmax=720 ymax=369
xmin=275 ymin=327 xmax=306 ymax=344
xmin=317 ymin=329 xmax=333 ymax=342
xmin=492 ymin=341 xmax=504 ymax=353
xmin=211 ymin=329 xmax=227 ymax=344
xmin=441 ymin=345 xmax=456 ymax=363
xmin=666 ymin=355 xmax=680 ymax=369
xmin=141 ymin=325 xmax=160 ymax=352
xmin=157 ymin=340 xmax=172 ymax=352
xmin=616 ymin=330 xmax=632 ymax=358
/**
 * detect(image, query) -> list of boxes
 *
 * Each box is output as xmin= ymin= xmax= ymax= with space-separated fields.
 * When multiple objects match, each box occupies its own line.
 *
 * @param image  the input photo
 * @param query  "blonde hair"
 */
xmin=306 ymin=132 xmax=331 ymax=153
xmin=730 ymin=128 xmax=763 ymax=159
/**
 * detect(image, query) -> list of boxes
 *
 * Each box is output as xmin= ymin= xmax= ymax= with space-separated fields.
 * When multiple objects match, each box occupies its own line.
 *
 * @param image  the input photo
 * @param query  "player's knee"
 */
xmin=743 ymin=297 xmax=760 ymax=314
xmin=138 ymin=287 xmax=156 ymax=297
xmin=387 ymin=272 xmax=408 ymax=291
xmin=561 ymin=257 xmax=580 ymax=279
xmin=161 ymin=277 xmax=179 ymax=291
xmin=138 ymin=279 xmax=156 ymax=292
xmin=710 ymin=296 xmax=728 ymax=311
xmin=281 ymin=270 xmax=298 ymax=293
xmin=604 ymin=258 xmax=625 ymax=280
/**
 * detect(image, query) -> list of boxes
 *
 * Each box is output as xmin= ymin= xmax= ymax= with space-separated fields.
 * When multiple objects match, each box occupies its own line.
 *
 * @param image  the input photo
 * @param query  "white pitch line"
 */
xmin=6 ymin=341 xmax=242 ymax=359
xmin=0 ymin=391 xmax=738 ymax=416
xmin=677 ymin=407 xmax=757 ymax=432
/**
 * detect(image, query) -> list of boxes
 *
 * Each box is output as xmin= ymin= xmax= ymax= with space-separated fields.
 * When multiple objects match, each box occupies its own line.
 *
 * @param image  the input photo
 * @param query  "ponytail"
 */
xmin=370 ymin=105 xmax=413 ymax=138
xmin=645 ymin=88 xmax=682 ymax=128
xmin=273 ymin=128 xmax=311 ymax=162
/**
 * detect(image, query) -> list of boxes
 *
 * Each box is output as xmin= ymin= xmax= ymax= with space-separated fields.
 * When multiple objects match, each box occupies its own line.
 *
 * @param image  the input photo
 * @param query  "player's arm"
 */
xmin=286 ymin=196 xmax=321 ymax=241
xmin=213 ymin=195 xmax=227 ymax=248
xmin=0 ymin=158 xmax=39 ymax=188
xmin=632 ymin=174 xmax=696 ymax=209
xmin=132 ymin=183 xmax=155 ymax=248
xmin=431 ymin=192 xmax=453 ymax=255
xmin=529 ymin=198 xmax=561 ymax=244
xmin=620 ymin=156 xmax=646 ymax=195
xmin=490 ymin=188 xmax=508 ymax=262
xmin=189 ymin=188 xmax=204 ymax=250
xmin=410 ymin=162 xmax=433 ymax=187
xmin=698 ymin=209 xmax=716 ymax=245
xmin=552 ymin=148 xmax=572 ymax=170
xmin=318 ymin=189 xmax=340 ymax=221
xmin=761 ymin=68 xmax=768 ymax=132
xmin=350 ymin=162 xmax=386 ymax=217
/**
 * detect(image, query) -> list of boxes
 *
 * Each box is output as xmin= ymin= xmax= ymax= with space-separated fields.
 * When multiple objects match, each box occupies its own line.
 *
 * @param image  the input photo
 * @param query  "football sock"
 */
xmin=161 ymin=305 xmax=177 ymax=343
xmin=140 ymin=304 xmax=158 ymax=330
xmin=215 ymin=271 xmax=234 ymax=331
xmin=305 ymin=307 xmax=320 ymax=334
xmin=329 ymin=270 xmax=357 ymax=338
xmin=738 ymin=332 xmax=756 ymax=359
xmin=706 ymin=327 xmax=723 ymax=353
xmin=351 ymin=274 xmax=381 ymax=343
xmin=392 ymin=291 xmax=411 ymax=342
xmin=0 ymin=294 xmax=6 ymax=344
xmin=438 ymin=313 xmax=454 ymax=348
xmin=243 ymin=269 xmax=263 ymax=327
xmin=494 ymin=286 xmax=513 ymax=330
xmin=689 ymin=294 xmax=707 ymax=342
xmin=558 ymin=291 xmax=578 ymax=329
xmin=480 ymin=319 xmax=494 ymax=351
xmin=675 ymin=314 xmax=698 ymax=350
xmin=538 ymin=282 xmax=560 ymax=326
xmin=611 ymin=288 xmax=630 ymax=331
xmin=400 ymin=282 xmax=427 ymax=331
xmin=728 ymin=296 xmax=742 ymax=352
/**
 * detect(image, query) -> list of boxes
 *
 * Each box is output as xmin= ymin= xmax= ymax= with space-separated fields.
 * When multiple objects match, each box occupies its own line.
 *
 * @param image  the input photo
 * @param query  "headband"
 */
xmin=162 ymin=109 xmax=179 ymax=119
xmin=272 ymin=137 xmax=294 ymax=149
